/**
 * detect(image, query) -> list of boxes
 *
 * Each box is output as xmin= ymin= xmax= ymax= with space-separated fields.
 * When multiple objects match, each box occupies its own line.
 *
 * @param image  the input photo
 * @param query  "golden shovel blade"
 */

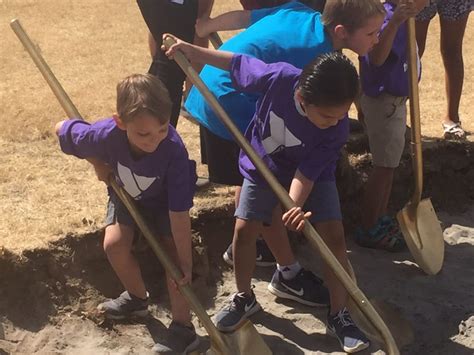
xmin=397 ymin=198 xmax=445 ymax=275
xmin=206 ymin=320 xmax=272 ymax=355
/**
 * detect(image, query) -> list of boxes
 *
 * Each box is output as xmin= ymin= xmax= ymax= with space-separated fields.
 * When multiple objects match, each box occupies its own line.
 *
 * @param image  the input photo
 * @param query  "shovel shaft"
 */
xmin=11 ymin=19 xmax=231 ymax=354
xmin=164 ymin=36 xmax=400 ymax=355
xmin=209 ymin=32 xmax=223 ymax=49
xmin=407 ymin=18 xmax=423 ymax=204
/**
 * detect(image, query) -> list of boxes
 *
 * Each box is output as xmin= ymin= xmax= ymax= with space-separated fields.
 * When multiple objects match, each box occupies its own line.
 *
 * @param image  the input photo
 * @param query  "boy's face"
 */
xmin=302 ymin=101 xmax=352 ymax=130
xmin=339 ymin=14 xmax=384 ymax=56
xmin=114 ymin=113 xmax=169 ymax=155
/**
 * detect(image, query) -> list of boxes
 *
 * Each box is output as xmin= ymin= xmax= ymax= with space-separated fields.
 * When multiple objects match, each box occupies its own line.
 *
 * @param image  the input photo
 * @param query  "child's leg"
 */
xmin=313 ymin=220 xmax=349 ymax=313
xmin=161 ymin=237 xmax=192 ymax=326
xmin=103 ymin=223 xmax=147 ymax=299
xmin=361 ymin=166 xmax=394 ymax=230
xmin=233 ymin=218 xmax=262 ymax=294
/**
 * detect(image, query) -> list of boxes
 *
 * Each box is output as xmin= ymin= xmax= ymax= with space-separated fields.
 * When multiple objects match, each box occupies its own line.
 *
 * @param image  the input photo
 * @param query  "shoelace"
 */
xmin=225 ymin=292 xmax=251 ymax=312
xmin=334 ymin=308 xmax=355 ymax=328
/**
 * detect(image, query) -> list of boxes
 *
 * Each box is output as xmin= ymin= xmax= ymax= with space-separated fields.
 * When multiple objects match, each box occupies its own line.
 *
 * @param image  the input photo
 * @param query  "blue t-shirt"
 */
xmin=59 ymin=118 xmax=197 ymax=212
xmin=185 ymin=1 xmax=333 ymax=140
xmin=360 ymin=1 xmax=421 ymax=97
xmin=231 ymin=54 xmax=349 ymax=187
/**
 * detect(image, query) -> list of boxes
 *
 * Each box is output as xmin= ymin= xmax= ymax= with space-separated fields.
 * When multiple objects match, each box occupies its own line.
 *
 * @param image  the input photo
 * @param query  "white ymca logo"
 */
xmin=261 ymin=111 xmax=302 ymax=155
xmin=117 ymin=162 xmax=157 ymax=199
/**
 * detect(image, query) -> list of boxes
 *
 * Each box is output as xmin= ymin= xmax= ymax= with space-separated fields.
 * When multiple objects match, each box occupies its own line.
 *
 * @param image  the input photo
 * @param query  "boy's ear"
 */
xmin=113 ymin=114 xmax=127 ymax=130
xmin=294 ymin=88 xmax=304 ymax=105
xmin=333 ymin=24 xmax=348 ymax=41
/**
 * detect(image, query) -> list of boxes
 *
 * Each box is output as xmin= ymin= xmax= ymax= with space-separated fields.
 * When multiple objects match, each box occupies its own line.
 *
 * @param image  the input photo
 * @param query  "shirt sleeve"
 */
xmin=166 ymin=146 xmax=197 ymax=212
xmin=58 ymin=119 xmax=109 ymax=162
xmin=249 ymin=5 xmax=280 ymax=24
xmin=230 ymin=54 xmax=288 ymax=95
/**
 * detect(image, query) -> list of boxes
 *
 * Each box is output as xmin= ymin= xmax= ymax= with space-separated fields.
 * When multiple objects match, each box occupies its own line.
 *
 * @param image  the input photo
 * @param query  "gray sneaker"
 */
xmin=327 ymin=308 xmax=370 ymax=353
xmin=97 ymin=291 xmax=149 ymax=319
xmin=152 ymin=321 xmax=199 ymax=354
xmin=214 ymin=291 xmax=261 ymax=332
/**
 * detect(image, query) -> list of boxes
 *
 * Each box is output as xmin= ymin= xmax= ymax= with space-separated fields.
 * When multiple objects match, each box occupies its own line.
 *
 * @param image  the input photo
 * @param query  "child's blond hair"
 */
xmin=116 ymin=73 xmax=172 ymax=125
xmin=322 ymin=0 xmax=386 ymax=33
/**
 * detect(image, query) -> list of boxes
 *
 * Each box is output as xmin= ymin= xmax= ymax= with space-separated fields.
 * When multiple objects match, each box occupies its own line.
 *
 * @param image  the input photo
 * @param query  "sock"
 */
xmin=277 ymin=261 xmax=302 ymax=280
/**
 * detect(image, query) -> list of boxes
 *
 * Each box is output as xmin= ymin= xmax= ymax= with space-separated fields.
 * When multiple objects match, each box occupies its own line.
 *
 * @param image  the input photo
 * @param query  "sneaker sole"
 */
xmin=100 ymin=309 xmax=149 ymax=320
xmin=223 ymin=252 xmax=276 ymax=267
xmin=326 ymin=326 xmax=370 ymax=353
xmin=216 ymin=303 xmax=262 ymax=333
xmin=222 ymin=252 xmax=233 ymax=266
xmin=267 ymin=283 xmax=329 ymax=307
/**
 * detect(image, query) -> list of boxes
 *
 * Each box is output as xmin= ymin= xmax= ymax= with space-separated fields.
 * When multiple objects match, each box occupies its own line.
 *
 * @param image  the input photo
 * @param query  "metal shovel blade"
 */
xmin=206 ymin=320 xmax=272 ymax=355
xmin=397 ymin=198 xmax=445 ymax=275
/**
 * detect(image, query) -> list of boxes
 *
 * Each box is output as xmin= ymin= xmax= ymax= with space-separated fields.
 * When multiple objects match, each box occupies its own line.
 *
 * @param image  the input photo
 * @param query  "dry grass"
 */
xmin=0 ymin=0 xmax=472 ymax=252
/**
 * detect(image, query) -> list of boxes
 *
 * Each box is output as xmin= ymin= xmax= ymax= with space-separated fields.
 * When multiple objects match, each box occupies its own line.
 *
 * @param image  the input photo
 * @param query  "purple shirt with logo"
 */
xmin=59 ymin=118 xmax=196 ymax=212
xmin=360 ymin=1 xmax=420 ymax=98
xmin=230 ymin=54 xmax=349 ymax=187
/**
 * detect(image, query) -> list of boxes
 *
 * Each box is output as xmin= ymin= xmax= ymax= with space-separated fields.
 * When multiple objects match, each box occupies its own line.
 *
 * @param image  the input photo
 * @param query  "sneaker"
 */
xmin=223 ymin=239 xmax=276 ymax=267
xmin=214 ymin=291 xmax=261 ymax=332
xmin=267 ymin=268 xmax=330 ymax=307
xmin=97 ymin=291 xmax=149 ymax=319
xmin=354 ymin=216 xmax=406 ymax=252
xmin=152 ymin=321 xmax=199 ymax=354
xmin=327 ymin=308 xmax=370 ymax=353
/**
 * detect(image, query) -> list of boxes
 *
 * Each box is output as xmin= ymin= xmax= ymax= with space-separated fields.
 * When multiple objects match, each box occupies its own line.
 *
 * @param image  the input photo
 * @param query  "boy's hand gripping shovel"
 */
xmin=163 ymin=35 xmax=401 ymax=354
xmin=10 ymin=18 xmax=271 ymax=355
xmin=396 ymin=18 xmax=445 ymax=275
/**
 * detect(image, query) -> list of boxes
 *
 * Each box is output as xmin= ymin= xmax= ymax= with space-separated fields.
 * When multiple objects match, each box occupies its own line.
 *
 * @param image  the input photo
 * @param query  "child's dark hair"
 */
xmin=116 ymin=73 xmax=172 ymax=125
xmin=297 ymin=51 xmax=359 ymax=107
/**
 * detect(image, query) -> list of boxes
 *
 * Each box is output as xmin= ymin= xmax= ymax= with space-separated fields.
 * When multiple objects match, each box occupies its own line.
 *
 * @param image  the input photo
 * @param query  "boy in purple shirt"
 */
xmin=164 ymin=36 xmax=369 ymax=353
xmin=55 ymin=74 xmax=199 ymax=354
xmin=357 ymin=0 xmax=426 ymax=252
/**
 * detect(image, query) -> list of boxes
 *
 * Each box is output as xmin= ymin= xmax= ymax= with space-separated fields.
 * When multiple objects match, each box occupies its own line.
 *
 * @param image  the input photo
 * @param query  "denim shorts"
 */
xmin=416 ymin=0 xmax=472 ymax=21
xmin=105 ymin=190 xmax=172 ymax=238
xmin=235 ymin=178 xmax=342 ymax=225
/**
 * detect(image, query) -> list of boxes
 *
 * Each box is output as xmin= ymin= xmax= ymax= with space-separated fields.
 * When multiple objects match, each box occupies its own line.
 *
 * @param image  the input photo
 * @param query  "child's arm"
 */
xmin=162 ymin=33 xmax=233 ymax=71
xmin=169 ymin=211 xmax=193 ymax=285
xmin=368 ymin=0 xmax=420 ymax=67
xmin=195 ymin=10 xmax=251 ymax=38
xmin=55 ymin=119 xmax=112 ymax=184
xmin=282 ymin=170 xmax=314 ymax=232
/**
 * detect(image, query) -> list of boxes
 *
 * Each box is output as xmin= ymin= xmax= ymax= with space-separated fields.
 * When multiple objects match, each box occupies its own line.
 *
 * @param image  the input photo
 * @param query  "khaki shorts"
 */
xmin=361 ymin=93 xmax=407 ymax=168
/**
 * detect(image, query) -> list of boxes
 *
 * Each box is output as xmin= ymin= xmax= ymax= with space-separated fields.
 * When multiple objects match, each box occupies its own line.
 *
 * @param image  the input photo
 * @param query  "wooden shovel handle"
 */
xmin=10 ymin=18 xmax=231 ymax=354
xmin=407 ymin=18 xmax=423 ymax=205
xmin=164 ymin=36 xmax=400 ymax=355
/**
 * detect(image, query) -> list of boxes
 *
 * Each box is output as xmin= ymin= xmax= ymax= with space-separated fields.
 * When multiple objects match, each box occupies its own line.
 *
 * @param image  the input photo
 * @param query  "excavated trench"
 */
xmin=1 ymin=138 xmax=473 ymax=354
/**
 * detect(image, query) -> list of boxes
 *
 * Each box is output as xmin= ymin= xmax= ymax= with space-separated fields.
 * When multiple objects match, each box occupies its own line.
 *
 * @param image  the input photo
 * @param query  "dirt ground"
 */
xmin=1 ymin=0 xmax=474 ymax=354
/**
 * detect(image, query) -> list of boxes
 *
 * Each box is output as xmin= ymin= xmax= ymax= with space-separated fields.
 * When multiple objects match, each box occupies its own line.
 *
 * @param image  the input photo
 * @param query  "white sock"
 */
xmin=277 ymin=261 xmax=302 ymax=280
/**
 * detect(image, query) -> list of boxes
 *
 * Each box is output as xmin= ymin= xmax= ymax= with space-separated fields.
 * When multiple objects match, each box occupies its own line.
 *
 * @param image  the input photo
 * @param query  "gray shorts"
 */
xmin=235 ymin=178 xmax=342 ymax=225
xmin=361 ymin=93 xmax=407 ymax=168
xmin=105 ymin=191 xmax=172 ymax=238
xmin=416 ymin=0 xmax=472 ymax=21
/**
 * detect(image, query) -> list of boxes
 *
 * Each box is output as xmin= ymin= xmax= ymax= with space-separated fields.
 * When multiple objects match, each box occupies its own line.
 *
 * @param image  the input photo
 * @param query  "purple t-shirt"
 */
xmin=360 ymin=1 xmax=420 ymax=97
xmin=59 ymin=118 xmax=196 ymax=212
xmin=231 ymin=54 xmax=349 ymax=187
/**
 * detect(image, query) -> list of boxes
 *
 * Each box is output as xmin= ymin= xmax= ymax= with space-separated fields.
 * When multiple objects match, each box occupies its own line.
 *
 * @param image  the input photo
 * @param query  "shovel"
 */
xmin=11 ymin=18 xmax=272 ymax=355
xmin=163 ymin=36 xmax=401 ymax=354
xmin=396 ymin=18 xmax=445 ymax=275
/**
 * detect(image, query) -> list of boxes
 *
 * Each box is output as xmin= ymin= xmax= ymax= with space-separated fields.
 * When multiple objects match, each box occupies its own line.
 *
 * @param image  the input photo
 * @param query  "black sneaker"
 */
xmin=152 ymin=321 xmax=200 ymax=354
xmin=223 ymin=239 xmax=276 ymax=267
xmin=327 ymin=308 xmax=370 ymax=353
xmin=267 ymin=268 xmax=330 ymax=307
xmin=97 ymin=291 xmax=149 ymax=319
xmin=214 ymin=291 xmax=261 ymax=332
